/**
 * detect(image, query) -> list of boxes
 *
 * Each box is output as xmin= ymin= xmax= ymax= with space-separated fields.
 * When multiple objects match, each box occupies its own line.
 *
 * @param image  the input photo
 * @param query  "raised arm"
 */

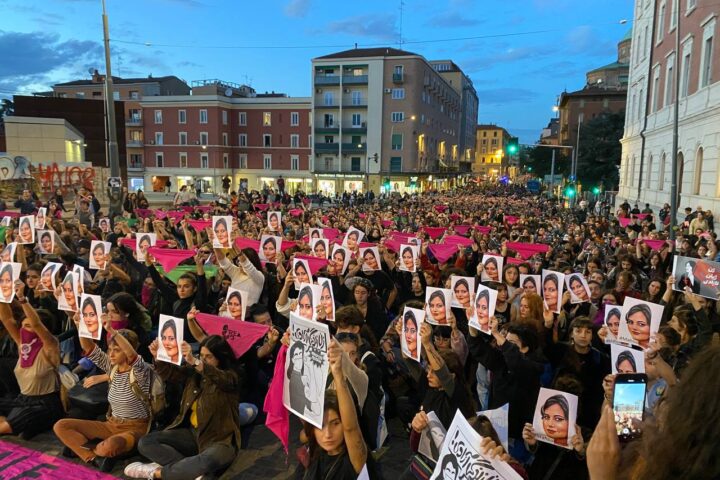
xmin=0 ymin=303 xmax=20 ymax=345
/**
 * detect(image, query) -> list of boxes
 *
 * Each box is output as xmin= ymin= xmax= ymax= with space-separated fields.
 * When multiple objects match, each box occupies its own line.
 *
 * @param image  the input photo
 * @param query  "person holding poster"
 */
xmin=425 ymin=288 xmax=451 ymax=325
xmin=531 ymin=388 xmax=578 ymax=449
xmin=56 ymin=272 xmax=78 ymax=312
xmin=401 ymin=307 xmax=424 ymax=362
xmin=78 ymin=294 xmax=103 ymax=341
xmin=450 ymin=276 xmax=474 ymax=309
xmin=318 ymin=278 xmax=335 ymax=321
xmin=0 ymin=262 xmax=20 ymax=303
xmin=267 ymin=211 xmax=281 ymax=232
xmin=38 ymin=230 xmax=54 ymax=255
xmin=566 ymin=274 xmax=590 ymax=303
xmin=40 ymin=262 xmax=60 ymax=291
xmin=541 ymin=271 xmax=564 ymax=314
xmin=212 ymin=216 xmax=231 ymax=248
xmin=361 ymin=247 xmax=381 ymax=272
xmin=90 ymin=241 xmax=110 ymax=270
xmin=400 ymin=245 xmax=418 ymax=272
xmin=331 ymin=245 xmax=350 ymax=275
xmin=18 ymin=215 xmax=35 ymax=244
xmin=259 ymin=235 xmax=280 ymax=264
xmin=157 ymin=315 xmax=183 ymax=365
xmin=222 ymin=289 xmax=246 ymax=321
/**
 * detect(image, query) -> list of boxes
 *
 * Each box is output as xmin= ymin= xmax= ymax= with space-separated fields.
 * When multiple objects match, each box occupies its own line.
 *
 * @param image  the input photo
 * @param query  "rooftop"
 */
xmin=315 ymin=47 xmax=419 ymax=60
xmin=587 ymin=61 xmax=629 ymax=74
xmin=54 ymin=75 xmax=183 ymax=87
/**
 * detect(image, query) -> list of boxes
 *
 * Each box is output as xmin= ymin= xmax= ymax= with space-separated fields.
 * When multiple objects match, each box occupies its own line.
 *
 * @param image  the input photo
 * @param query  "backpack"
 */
xmin=110 ymin=364 xmax=166 ymax=420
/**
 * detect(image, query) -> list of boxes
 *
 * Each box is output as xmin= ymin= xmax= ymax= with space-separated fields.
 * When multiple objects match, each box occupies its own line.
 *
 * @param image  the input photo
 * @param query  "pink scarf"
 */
xmin=141 ymin=284 xmax=155 ymax=306
xmin=20 ymin=329 xmax=43 ymax=368
xmin=107 ymin=319 xmax=129 ymax=344
xmin=264 ymin=344 xmax=289 ymax=454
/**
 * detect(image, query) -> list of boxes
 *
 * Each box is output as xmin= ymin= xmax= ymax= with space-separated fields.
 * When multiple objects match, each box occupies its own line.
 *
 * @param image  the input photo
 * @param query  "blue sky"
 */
xmin=0 ymin=0 xmax=633 ymax=143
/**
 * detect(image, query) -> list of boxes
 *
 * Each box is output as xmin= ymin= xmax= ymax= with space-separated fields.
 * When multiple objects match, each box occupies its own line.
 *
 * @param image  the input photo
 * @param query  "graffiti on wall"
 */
xmin=0 ymin=154 xmax=95 ymax=193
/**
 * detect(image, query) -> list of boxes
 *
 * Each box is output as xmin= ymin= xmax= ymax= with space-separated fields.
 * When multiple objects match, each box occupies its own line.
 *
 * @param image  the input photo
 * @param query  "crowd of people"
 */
xmin=0 ymin=182 xmax=718 ymax=480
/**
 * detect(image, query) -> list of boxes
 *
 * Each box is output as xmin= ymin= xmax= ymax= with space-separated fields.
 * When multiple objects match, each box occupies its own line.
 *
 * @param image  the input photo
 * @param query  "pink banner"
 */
xmin=387 ymin=231 xmax=417 ymax=242
xmin=181 ymin=206 xmax=194 ymax=213
xmin=264 ymin=344 xmax=289 ymax=454
xmin=359 ymin=213 xmax=367 ymax=219
xmin=280 ymin=240 xmax=297 ymax=252
xmin=634 ymin=213 xmax=651 ymax=220
xmin=323 ymin=228 xmax=340 ymax=240
xmin=358 ymin=242 xmax=376 ymax=249
xmin=453 ymin=225 xmax=472 ymax=235
xmin=475 ymin=225 xmax=492 ymax=235
xmin=619 ymin=217 xmax=633 ymax=227
xmin=153 ymin=210 xmax=168 ymax=220
xmin=187 ymin=219 xmax=212 ymax=232
xmin=254 ymin=204 xmax=269 ymax=211
xmin=195 ymin=313 xmax=269 ymax=358
xmin=384 ymin=238 xmax=402 ymax=253
xmin=302 ymin=198 xmax=310 ymax=205
xmin=289 ymin=209 xmax=304 ymax=217
xmin=644 ymin=239 xmax=669 ymax=251
xmin=294 ymin=254 xmax=329 ymax=275
xmin=428 ymin=243 xmax=459 ymax=264
xmin=506 ymin=256 xmax=524 ymax=265
xmin=0 ymin=439 xmax=117 ymax=479
xmin=443 ymin=235 xmax=474 ymax=247
xmin=449 ymin=213 xmax=461 ymax=221
xmin=235 ymin=237 xmax=261 ymax=251
xmin=195 ymin=205 xmax=212 ymax=213
xmin=119 ymin=238 xmax=170 ymax=249
xmin=134 ymin=208 xmax=153 ymax=219
xmin=433 ymin=205 xmax=448 ymax=213
xmin=505 ymin=215 xmax=519 ymax=225
xmin=147 ymin=247 xmax=196 ymax=272
xmin=424 ymin=227 xmax=447 ymax=240
xmin=0 ymin=211 xmax=20 ymax=218
xmin=505 ymin=242 xmax=550 ymax=260
xmin=166 ymin=211 xmax=187 ymax=221
xmin=381 ymin=220 xmax=394 ymax=228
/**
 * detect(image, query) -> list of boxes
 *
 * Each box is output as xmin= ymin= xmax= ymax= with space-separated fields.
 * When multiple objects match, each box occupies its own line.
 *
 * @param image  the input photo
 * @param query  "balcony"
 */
xmin=344 ymin=126 xmax=367 ymax=134
xmin=125 ymin=118 xmax=143 ymax=126
xmin=315 ymin=75 xmax=340 ymax=85
xmin=343 ymin=99 xmax=367 ymax=108
xmin=315 ymin=143 xmax=340 ymax=153
xmin=315 ymin=126 xmax=339 ymax=134
xmin=127 ymin=140 xmax=144 ymax=147
xmin=128 ymin=162 xmax=145 ymax=172
xmin=315 ymin=102 xmax=339 ymax=109
xmin=342 ymin=142 xmax=367 ymax=153
xmin=342 ymin=75 xmax=368 ymax=85
xmin=393 ymin=73 xmax=404 ymax=84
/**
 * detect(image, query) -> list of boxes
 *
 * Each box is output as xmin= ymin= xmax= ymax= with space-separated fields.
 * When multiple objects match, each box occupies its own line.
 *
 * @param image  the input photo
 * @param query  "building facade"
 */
xmin=139 ymin=94 xmax=312 ymax=193
xmin=618 ymin=0 xmax=720 ymax=213
xmin=474 ymin=125 xmax=510 ymax=179
xmin=311 ymin=48 xmax=467 ymax=194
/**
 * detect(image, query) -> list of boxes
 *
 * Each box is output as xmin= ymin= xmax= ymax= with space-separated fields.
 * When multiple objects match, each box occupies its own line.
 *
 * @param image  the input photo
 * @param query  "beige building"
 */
xmin=474 ymin=124 xmax=510 ymax=179
xmin=2 ymin=116 xmax=86 ymax=163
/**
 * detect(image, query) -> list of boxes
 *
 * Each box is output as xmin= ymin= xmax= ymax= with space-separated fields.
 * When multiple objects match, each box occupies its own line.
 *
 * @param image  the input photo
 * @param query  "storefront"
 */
xmin=315 ymin=174 xmax=367 ymax=196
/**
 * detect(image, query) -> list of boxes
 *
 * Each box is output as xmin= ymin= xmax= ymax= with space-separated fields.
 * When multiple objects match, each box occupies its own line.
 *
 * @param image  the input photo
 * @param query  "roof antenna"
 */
xmin=398 ymin=0 xmax=405 ymax=48
xmin=354 ymin=42 xmax=358 ymax=49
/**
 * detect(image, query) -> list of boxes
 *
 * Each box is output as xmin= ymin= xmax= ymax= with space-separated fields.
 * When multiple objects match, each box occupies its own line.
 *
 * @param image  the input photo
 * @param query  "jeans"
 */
xmin=238 ymin=403 xmax=258 ymax=426
xmin=138 ymin=429 xmax=236 ymax=480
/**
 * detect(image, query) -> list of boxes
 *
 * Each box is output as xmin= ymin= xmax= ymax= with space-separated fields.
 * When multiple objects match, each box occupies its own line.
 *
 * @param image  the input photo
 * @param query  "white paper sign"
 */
xmin=532 ymin=388 xmax=578 ymax=450
xmin=37 ymin=230 xmax=55 ymax=255
xmin=267 ymin=211 xmax=282 ymax=232
xmin=342 ymin=227 xmax=365 ymax=250
xmin=317 ymin=277 xmax=335 ymax=321
xmin=610 ymin=344 xmax=646 ymax=374
xmin=157 ymin=314 xmax=184 ymax=365
xmin=541 ymin=269 xmax=565 ymax=314
xmin=89 ymin=241 xmax=111 ymax=270
xmin=401 ymin=306 xmax=424 ymax=362
xmin=330 ymin=245 xmax=351 ymax=275
xmin=617 ymin=297 xmax=663 ymax=350
xmin=136 ymin=233 xmax=157 ymax=262
xmin=0 ymin=262 xmax=21 ymax=303
xmin=311 ymin=238 xmax=329 ymax=259
xmin=224 ymin=288 xmax=248 ymax=321
xmin=398 ymin=244 xmax=419 ymax=273
xmin=565 ymin=273 xmax=591 ymax=304
xmin=40 ymin=262 xmax=62 ymax=292
xmin=17 ymin=215 xmax=35 ymax=245
xmin=481 ymin=254 xmax=504 ymax=283
xmin=450 ymin=275 xmax=475 ymax=309
xmin=293 ymin=283 xmax=322 ymax=321
xmin=469 ymin=284 xmax=498 ymax=334
xmin=78 ymin=294 xmax=103 ymax=340
xmin=212 ymin=215 xmax=232 ymax=248
xmin=57 ymin=272 xmax=79 ymax=312
xmin=292 ymin=258 xmax=312 ymax=289
xmin=360 ymin=246 xmax=381 ymax=272
xmin=425 ymin=287 xmax=452 ymax=326
xmin=418 ymin=411 xmax=446 ymax=462
xmin=259 ymin=234 xmax=282 ymax=264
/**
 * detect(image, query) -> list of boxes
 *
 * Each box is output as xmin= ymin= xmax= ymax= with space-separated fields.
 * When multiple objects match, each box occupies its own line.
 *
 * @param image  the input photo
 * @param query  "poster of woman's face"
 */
xmin=37 ymin=230 xmax=54 ymax=255
xmin=225 ymin=288 xmax=247 ymax=321
xmin=0 ymin=262 xmax=20 ymax=304
xmin=399 ymin=244 xmax=419 ymax=273
xmin=610 ymin=344 xmax=645 ymax=374
xmin=541 ymin=270 xmax=565 ymax=314
xmin=78 ymin=294 xmax=103 ymax=340
xmin=292 ymin=258 xmax=312 ymax=289
xmin=136 ymin=233 xmax=157 ymax=262
xmin=342 ymin=227 xmax=364 ymax=250
xmin=40 ymin=262 xmax=61 ymax=292
xmin=98 ymin=218 xmax=110 ymax=233
xmin=317 ymin=277 xmax=335 ymax=321
xmin=34 ymin=207 xmax=47 ymax=230
xmin=618 ymin=297 xmax=663 ymax=350
xmin=450 ymin=275 xmax=475 ymax=309
xmin=603 ymin=306 xmax=622 ymax=343
xmin=311 ymin=238 xmax=328 ymax=259
xmin=294 ymin=283 xmax=321 ymax=321
xmin=520 ymin=274 xmax=541 ymax=296
xmin=532 ymin=388 xmax=578 ymax=450
xmin=480 ymin=254 xmax=504 ymax=282
xmin=57 ymin=272 xmax=78 ymax=312
xmin=1 ymin=216 xmax=11 ymax=227
xmin=0 ymin=243 xmax=17 ymax=263
xmin=565 ymin=274 xmax=591 ymax=304
xmin=360 ymin=247 xmax=381 ymax=272
xmin=309 ymin=228 xmax=323 ymax=240
xmin=401 ymin=306 xmax=425 ymax=362
xmin=212 ymin=215 xmax=232 ymax=248
xmin=259 ymin=235 xmax=281 ymax=264
xmin=469 ymin=284 xmax=498 ymax=334
xmin=425 ymin=287 xmax=451 ymax=326
xmin=157 ymin=314 xmax=184 ymax=365
xmin=267 ymin=211 xmax=282 ymax=232
xmin=18 ymin=216 xmax=35 ymax=245
xmin=89 ymin=241 xmax=111 ymax=270
xmin=331 ymin=245 xmax=350 ymax=275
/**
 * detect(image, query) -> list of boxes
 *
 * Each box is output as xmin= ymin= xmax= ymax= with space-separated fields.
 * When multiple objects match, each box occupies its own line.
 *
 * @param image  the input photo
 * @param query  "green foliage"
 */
xmin=576 ymin=111 xmax=624 ymax=190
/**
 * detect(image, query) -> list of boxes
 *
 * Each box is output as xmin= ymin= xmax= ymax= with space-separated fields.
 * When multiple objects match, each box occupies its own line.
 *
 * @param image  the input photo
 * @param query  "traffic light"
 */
xmin=592 ymin=186 xmax=600 ymax=194
xmin=564 ymin=185 xmax=576 ymax=198
xmin=506 ymin=137 xmax=519 ymax=155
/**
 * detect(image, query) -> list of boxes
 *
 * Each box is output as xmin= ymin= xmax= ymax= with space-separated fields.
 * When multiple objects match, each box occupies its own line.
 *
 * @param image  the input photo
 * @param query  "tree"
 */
xmin=521 ymin=145 xmax=571 ymax=179
xmin=576 ymin=111 xmax=624 ymax=190
xmin=0 ymin=99 xmax=14 ymax=118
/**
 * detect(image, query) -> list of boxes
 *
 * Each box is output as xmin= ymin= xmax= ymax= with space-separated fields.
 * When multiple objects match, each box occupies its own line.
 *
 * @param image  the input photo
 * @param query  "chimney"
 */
xmin=91 ymin=69 xmax=103 ymax=83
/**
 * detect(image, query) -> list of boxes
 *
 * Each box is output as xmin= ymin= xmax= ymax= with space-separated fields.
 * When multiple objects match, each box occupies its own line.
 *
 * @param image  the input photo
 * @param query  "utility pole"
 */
xmin=102 ymin=0 xmax=123 ymax=218
xmin=669 ymin=0 xmax=681 ymax=240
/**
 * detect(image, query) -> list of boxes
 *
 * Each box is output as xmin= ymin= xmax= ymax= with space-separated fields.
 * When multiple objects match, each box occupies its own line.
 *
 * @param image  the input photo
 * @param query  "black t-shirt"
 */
xmin=357 ymin=271 xmax=395 ymax=304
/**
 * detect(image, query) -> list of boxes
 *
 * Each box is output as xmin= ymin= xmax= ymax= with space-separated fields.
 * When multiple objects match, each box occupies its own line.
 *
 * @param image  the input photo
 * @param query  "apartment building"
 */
xmin=474 ymin=125 xmax=511 ymax=179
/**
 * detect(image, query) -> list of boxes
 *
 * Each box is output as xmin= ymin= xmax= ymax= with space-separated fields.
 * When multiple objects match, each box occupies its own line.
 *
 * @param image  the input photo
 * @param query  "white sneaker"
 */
xmin=124 ymin=462 xmax=161 ymax=479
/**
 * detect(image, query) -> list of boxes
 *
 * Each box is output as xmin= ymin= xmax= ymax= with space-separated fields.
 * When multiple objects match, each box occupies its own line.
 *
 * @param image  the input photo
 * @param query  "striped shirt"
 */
xmin=87 ymin=346 xmax=151 ymax=420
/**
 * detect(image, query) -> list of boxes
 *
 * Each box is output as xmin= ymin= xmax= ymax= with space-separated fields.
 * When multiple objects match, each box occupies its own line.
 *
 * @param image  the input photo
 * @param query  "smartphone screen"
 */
xmin=613 ymin=374 xmax=647 ymax=441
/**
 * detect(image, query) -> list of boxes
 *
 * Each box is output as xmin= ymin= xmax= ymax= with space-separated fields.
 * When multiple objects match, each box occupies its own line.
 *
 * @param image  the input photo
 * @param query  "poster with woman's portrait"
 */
xmin=292 ymin=258 xmax=312 ymax=289
xmin=418 ymin=410 xmax=445 ymax=462
xmin=450 ymin=275 xmax=475 ymax=309
xmin=425 ymin=287 xmax=452 ymax=326
xmin=671 ymin=255 xmax=720 ymax=299
xmin=520 ymin=274 xmax=541 ymax=296
xmin=89 ymin=241 xmax=111 ymax=270
xmin=430 ymin=410 xmax=523 ymax=480
xmin=617 ymin=297 xmax=663 ymax=350
xmin=34 ymin=207 xmax=47 ymax=230
xmin=78 ymin=294 xmax=103 ymax=341
xmin=610 ymin=344 xmax=645 ymax=374
xmin=98 ymin=217 xmax=111 ymax=233
xmin=398 ymin=244 xmax=419 ymax=273
xmin=469 ymin=284 xmax=498 ymax=334
xmin=565 ymin=273 xmax=591 ymax=304
xmin=480 ymin=254 xmax=504 ymax=283
xmin=309 ymin=228 xmax=324 ymax=240
xmin=532 ymin=388 xmax=578 ymax=450
xmin=259 ymin=235 xmax=282 ymax=264
xmin=157 ymin=314 xmax=184 ymax=366
xmin=136 ymin=233 xmax=157 ymax=262
xmin=0 ymin=262 xmax=21 ymax=304
xmin=0 ymin=243 xmax=17 ymax=263
xmin=317 ymin=277 xmax=335 ymax=321
xmin=0 ymin=217 xmax=10 ymax=227
xmin=212 ymin=215 xmax=232 ymax=249
xmin=73 ymin=264 xmax=86 ymax=291
xmin=283 ymin=312 xmax=331 ymax=429
xmin=311 ymin=238 xmax=328 ymax=259
xmin=330 ymin=245 xmax=351 ymax=275
xmin=541 ymin=270 xmax=565 ymax=314
xmin=17 ymin=215 xmax=35 ymax=245
xmin=342 ymin=227 xmax=365 ymax=250
xmin=293 ymin=283 xmax=321 ymax=321
xmin=603 ymin=306 xmax=622 ymax=344
xmin=267 ymin=211 xmax=282 ymax=232
xmin=40 ymin=262 xmax=61 ymax=292
xmin=37 ymin=230 xmax=55 ymax=255
xmin=57 ymin=272 xmax=79 ymax=312
xmin=401 ymin=306 xmax=424 ymax=362
xmin=360 ymin=246 xmax=381 ymax=272
xmin=224 ymin=288 xmax=248 ymax=321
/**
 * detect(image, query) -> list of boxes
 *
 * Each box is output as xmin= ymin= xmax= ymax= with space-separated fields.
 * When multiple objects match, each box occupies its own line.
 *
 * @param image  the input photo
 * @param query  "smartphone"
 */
xmin=612 ymin=373 xmax=647 ymax=442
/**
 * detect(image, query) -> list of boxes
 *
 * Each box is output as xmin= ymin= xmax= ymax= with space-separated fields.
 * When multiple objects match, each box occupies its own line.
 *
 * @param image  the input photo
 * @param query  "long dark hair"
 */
xmin=286 ymin=341 xmax=305 ymax=379
xmin=541 ymin=394 xmax=569 ymax=419
xmin=303 ymin=389 xmax=344 ymax=466
xmin=615 ymin=350 xmax=637 ymax=372
xmin=200 ymin=335 xmax=235 ymax=370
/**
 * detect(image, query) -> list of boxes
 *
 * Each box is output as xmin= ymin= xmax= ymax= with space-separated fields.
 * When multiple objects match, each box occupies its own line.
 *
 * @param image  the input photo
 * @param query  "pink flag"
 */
xmin=634 ymin=213 xmax=650 ymax=220
xmin=619 ymin=217 xmax=633 ymax=227
xmin=188 ymin=219 xmax=212 ymax=232
xmin=505 ymin=242 xmax=550 ymax=260
xmin=434 ymin=205 xmax=448 ymax=213
xmin=507 ymin=256 xmax=524 ymax=265
xmin=289 ymin=209 xmax=304 ymax=217
xmin=443 ymin=235 xmax=473 ymax=247
xmin=384 ymin=238 xmax=402 ymax=253
xmin=449 ymin=213 xmax=461 ymax=221
xmin=147 ymin=247 xmax=196 ymax=272
xmin=264 ymin=344 xmax=289 ymax=454
xmin=235 ymin=237 xmax=261 ymax=251
xmin=359 ymin=213 xmax=367 ymax=219
xmin=424 ymin=227 xmax=447 ymax=240
xmin=154 ymin=210 xmax=168 ymax=220
xmin=323 ymin=228 xmax=340 ymax=240
xmin=358 ymin=242 xmax=376 ymax=249
xmin=0 ymin=211 xmax=20 ymax=218
xmin=195 ymin=205 xmax=212 ymax=213
xmin=476 ymin=225 xmax=492 ymax=235
xmin=294 ymin=254 xmax=329 ymax=275
xmin=454 ymin=225 xmax=472 ymax=235
xmin=181 ymin=206 xmax=194 ymax=213
xmin=505 ymin=215 xmax=519 ymax=225
xmin=135 ymin=208 xmax=153 ymax=219
xmin=195 ymin=313 xmax=269 ymax=358
xmin=119 ymin=238 xmax=170 ymax=249
xmin=387 ymin=231 xmax=416 ymax=242
xmin=254 ymin=203 xmax=269 ymax=211
xmin=166 ymin=211 xmax=187 ymax=221
xmin=381 ymin=220 xmax=394 ymax=228
xmin=302 ymin=198 xmax=311 ymax=205
xmin=280 ymin=240 xmax=297 ymax=252
xmin=428 ymin=243 xmax=459 ymax=264
xmin=644 ymin=239 xmax=668 ymax=251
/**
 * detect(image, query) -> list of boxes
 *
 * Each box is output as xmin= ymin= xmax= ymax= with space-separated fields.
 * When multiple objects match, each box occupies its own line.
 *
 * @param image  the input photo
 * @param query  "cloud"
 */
xmin=476 ymin=87 xmax=536 ymax=105
xmin=425 ymin=11 xmax=484 ymax=28
xmin=324 ymin=14 xmax=398 ymax=42
xmin=284 ymin=0 xmax=311 ymax=17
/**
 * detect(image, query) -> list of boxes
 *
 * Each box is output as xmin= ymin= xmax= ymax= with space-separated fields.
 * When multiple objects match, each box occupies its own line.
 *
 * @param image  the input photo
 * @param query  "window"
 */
xmin=351 ymin=91 xmax=362 ymax=105
xmin=391 ymin=88 xmax=405 ymax=99
xmin=390 ymin=157 xmax=402 ymax=172
xmin=657 ymin=2 xmax=666 ymax=42
xmin=651 ymin=66 xmax=661 ymax=111
xmin=222 ymin=133 xmax=228 ymax=146
xmin=700 ymin=22 xmax=714 ymax=88
xmin=491 ymin=138 xmax=498 ymax=146
xmin=75 ymin=92 xmax=85 ymax=98
xmin=222 ymin=110 xmax=228 ymax=125
xmin=113 ymin=91 xmax=120 ymax=101
xmin=238 ymin=154 xmax=247 ymax=169
xmin=351 ymin=114 xmax=362 ymax=127
xmin=664 ymin=55 xmax=675 ymax=106
xmin=670 ymin=0 xmax=678 ymax=31
xmin=223 ymin=153 xmax=229 ymax=169
xmin=155 ymin=153 xmax=164 ymax=167
xmin=178 ymin=110 xmax=186 ymax=124
xmin=238 ymin=112 xmax=247 ymax=125
xmin=687 ymin=0 xmax=697 ymax=13
xmin=263 ymin=112 xmax=271 ymax=126
xmin=179 ymin=152 xmax=187 ymax=168
xmin=391 ymin=112 xmax=404 ymax=122
xmin=659 ymin=153 xmax=666 ymax=190
xmin=263 ymin=134 xmax=272 ymax=147
xmin=129 ymin=91 xmax=139 ymax=100
xmin=263 ymin=155 xmax=272 ymax=170
xmin=199 ymin=109 xmax=208 ymax=124
xmin=394 ymin=65 xmax=403 ymax=78
xmin=291 ymin=112 xmax=299 ymax=126
xmin=291 ymin=155 xmax=299 ymax=171
xmin=693 ymin=147 xmax=703 ymax=194
xmin=681 ymin=50 xmax=692 ymax=97
xmin=351 ymin=157 xmax=361 ymax=172
xmin=637 ymin=88 xmax=644 ymax=119
xmin=238 ymin=134 xmax=247 ymax=147
xmin=154 ymin=132 xmax=163 ymax=145
xmin=392 ymin=133 xmax=403 ymax=150
xmin=154 ymin=110 xmax=162 ymax=124
xmin=179 ymin=132 xmax=187 ymax=145
xmin=201 ymin=154 xmax=209 ymax=169
xmin=200 ymin=132 xmax=208 ymax=145
xmin=290 ymin=134 xmax=299 ymax=148
xmin=324 ymin=92 xmax=334 ymax=106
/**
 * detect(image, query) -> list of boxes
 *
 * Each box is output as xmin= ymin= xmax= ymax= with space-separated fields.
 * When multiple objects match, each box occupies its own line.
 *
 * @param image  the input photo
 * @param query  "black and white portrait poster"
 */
xmin=40 ymin=262 xmax=61 ymax=292
xmin=541 ymin=270 xmax=565 ymax=314
xmin=425 ymin=287 xmax=452 ymax=326
xmin=617 ymin=297 xmax=663 ymax=350
xmin=293 ymin=283 xmax=322 ymax=321
xmin=342 ymin=226 xmax=365 ymax=250
xmin=292 ymin=258 xmax=312 ymax=289
xmin=671 ymin=255 xmax=720 ymax=299
xmin=136 ymin=233 xmax=157 ymax=262
xmin=450 ymin=275 xmax=475 ymax=309
xmin=398 ymin=244 xmax=419 ymax=273
xmin=267 ymin=211 xmax=282 ymax=233
xmin=89 ymin=241 xmax=111 ymax=270
xmin=565 ymin=273 xmax=591 ymax=304
xmin=330 ymin=245 xmax=351 ymax=275
xmin=480 ymin=254 xmax=504 ymax=283
xmin=469 ymin=284 xmax=498 ymax=334
xmin=317 ymin=277 xmax=335 ymax=322
xmin=0 ymin=262 xmax=21 ymax=304
xmin=310 ymin=238 xmax=329 ymax=259
xmin=520 ymin=274 xmax=541 ymax=296
xmin=418 ymin=411 xmax=446 ymax=462
xmin=78 ymin=294 xmax=103 ymax=341
xmin=212 ymin=215 xmax=232 ymax=249
xmin=610 ymin=344 xmax=646 ymax=374
xmin=430 ymin=410 xmax=522 ymax=480
xmin=34 ymin=207 xmax=47 ymax=230
xmin=37 ymin=230 xmax=54 ymax=255
xmin=259 ymin=235 xmax=282 ymax=264
xmin=532 ymin=388 xmax=578 ymax=450
xmin=283 ymin=312 xmax=331 ymax=429
xmin=360 ymin=246 xmax=381 ymax=272
xmin=98 ymin=217 xmax=111 ymax=233
xmin=157 ymin=314 xmax=184 ymax=366
xmin=401 ymin=306 xmax=424 ymax=362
